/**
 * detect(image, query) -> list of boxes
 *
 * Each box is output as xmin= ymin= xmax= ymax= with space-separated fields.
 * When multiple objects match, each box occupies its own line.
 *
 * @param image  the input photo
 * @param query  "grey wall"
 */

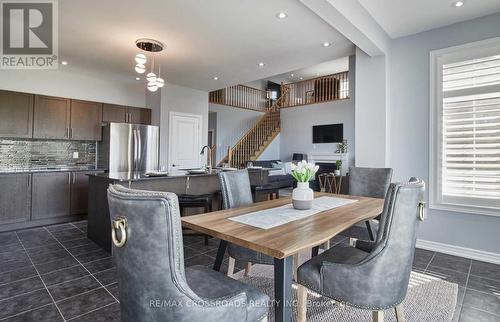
xmin=355 ymin=49 xmax=388 ymax=167
xmin=209 ymin=103 xmax=264 ymax=163
xmin=146 ymin=90 xmax=162 ymax=127
xmin=0 ymin=68 xmax=145 ymax=107
xmin=257 ymin=134 xmax=280 ymax=161
xmin=389 ymin=13 xmax=500 ymax=254
xmin=159 ymin=83 xmax=209 ymax=168
xmin=279 ymin=98 xmax=355 ymax=165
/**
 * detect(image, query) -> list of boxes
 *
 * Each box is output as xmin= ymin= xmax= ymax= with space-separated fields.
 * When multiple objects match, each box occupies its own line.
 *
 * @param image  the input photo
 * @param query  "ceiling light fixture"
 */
xmin=61 ymin=61 xmax=68 ymax=65
xmin=212 ymin=76 xmax=219 ymax=81
xmin=275 ymin=12 xmax=288 ymax=20
xmin=258 ymin=62 xmax=265 ymax=67
xmin=135 ymin=53 xmax=147 ymax=65
xmin=135 ymin=77 xmax=141 ymax=81
xmin=322 ymin=42 xmax=331 ymax=47
xmin=453 ymin=1 xmax=464 ymax=7
xmin=135 ymin=64 xmax=146 ymax=74
xmin=133 ymin=39 xmax=165 ymax=92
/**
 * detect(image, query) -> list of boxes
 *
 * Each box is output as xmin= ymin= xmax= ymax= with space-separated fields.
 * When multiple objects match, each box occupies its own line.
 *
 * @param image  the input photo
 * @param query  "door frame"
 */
xmin=168 ymin=111 xmax=203 ymax=170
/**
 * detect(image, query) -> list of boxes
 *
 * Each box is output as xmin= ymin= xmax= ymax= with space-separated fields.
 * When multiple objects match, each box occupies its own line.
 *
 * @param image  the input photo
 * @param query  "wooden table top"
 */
xmin=181 ymin=192 xmax=384 ymax=259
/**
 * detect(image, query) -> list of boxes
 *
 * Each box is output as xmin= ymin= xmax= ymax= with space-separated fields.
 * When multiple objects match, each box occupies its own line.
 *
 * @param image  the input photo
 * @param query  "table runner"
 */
xmin=229 ymin=196 xmax=358 ymax=229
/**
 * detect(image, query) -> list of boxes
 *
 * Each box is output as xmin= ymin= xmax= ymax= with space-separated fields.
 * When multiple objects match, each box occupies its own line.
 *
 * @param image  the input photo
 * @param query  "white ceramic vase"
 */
xmin=292 ymin=182 xmax=314 ymax=210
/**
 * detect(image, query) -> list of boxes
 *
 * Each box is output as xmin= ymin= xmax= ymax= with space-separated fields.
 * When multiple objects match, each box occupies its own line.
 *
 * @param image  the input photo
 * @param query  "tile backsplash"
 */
xmin=0 ymin=139 xmax=96 ymax=171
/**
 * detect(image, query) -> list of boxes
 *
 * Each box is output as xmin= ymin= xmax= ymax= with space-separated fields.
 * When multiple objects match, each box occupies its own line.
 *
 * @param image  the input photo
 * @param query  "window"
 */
xmin=430 ymin=38 xmax=500 ymax=216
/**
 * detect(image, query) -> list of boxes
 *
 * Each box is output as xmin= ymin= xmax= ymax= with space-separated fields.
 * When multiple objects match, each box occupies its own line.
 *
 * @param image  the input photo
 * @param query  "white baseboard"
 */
xmin=417 ymin=239 xmax=500 ymax=265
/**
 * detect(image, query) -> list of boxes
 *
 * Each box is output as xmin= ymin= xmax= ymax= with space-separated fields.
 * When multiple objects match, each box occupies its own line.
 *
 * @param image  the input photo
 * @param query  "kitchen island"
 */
xmin=87 ymin=169 xmax=269 ymax=252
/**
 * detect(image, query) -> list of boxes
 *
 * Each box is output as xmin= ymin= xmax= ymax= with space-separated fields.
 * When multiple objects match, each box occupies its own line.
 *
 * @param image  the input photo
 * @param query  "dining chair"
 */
xmin=296 ymin=178 xmax=425 ymax=322
xmin=348 ymin=166 xmax=393 ymax=241
xmin=107 ymin=184 xmax=269 ymax=322
xmin=218 ymin=169 xmax=276 ymax=276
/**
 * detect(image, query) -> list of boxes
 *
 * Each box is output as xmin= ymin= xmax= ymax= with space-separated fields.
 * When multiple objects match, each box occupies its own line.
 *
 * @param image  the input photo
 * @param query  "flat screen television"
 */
xmin=312 ymin=124 xmax=343 ymax=143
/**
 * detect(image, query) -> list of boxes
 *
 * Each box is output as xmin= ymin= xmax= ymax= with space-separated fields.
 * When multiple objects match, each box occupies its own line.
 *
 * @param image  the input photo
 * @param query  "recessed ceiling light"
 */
xmin=322 ymin=42 xmax=331 ymax=47
xmin=212 ymin=76 xmax=219 ymax=80
xmin=61 ymin=61 xmax=68 ymax=65
xmin=275 ymin=12 xmax=288 ymax=20
xmin=135 ymin=77 xmax=141 ymax=81
xmin=290 ymin=73 xmax=294 ymax=77
xmin=299 ymin=77 xmax=303 ymax=80
xmin=258 ymin=62 xmax=265 ymax=67
xmin=453 ymin=1 xmax=464 ymax=7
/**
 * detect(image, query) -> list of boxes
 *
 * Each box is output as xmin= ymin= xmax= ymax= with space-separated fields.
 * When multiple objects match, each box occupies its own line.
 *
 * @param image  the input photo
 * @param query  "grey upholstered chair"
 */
xmin=296 ymin=178 xmax=425 ymax=322
xmin=348 ymin=166 xmax=393 ymax=241
xmin=218 ymin=169 xmax=275 ymax=276
xmin=107 ymin=184 xmax=269 ymax=322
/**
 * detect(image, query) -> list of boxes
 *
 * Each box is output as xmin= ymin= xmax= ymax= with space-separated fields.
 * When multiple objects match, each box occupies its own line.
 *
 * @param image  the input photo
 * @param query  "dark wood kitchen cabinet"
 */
xmin=32 ymin=172 xmax=72 ymax=220
xmin=0 ymin=90 xmax=34 ymax=138
xmin=70 ymin=171 xmax=103 ymax=215
xmin=0 ymin=174 xmax=31 ymax=225
xmin=102 ymin=104 xmax=151 ymax=125
xmin=33 ymin=95 xmax=71 ymax=139
xmin=102 ymin=104 xmax=127 ymax=123
xmin=70 ymin=100 xmax=102 ymax=140
xmin=128 ymin=106 xmax=151 ymax=124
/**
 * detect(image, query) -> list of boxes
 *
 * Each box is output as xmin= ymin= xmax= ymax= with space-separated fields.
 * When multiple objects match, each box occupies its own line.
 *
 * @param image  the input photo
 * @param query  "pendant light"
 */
xmin=133 ymin=39 xmax=165 ymax=92
xmin=147 ymin=57 xmax=158 ymax=92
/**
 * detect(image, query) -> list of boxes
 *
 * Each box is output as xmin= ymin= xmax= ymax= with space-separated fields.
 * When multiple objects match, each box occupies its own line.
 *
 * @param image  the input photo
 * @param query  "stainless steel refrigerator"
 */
xmin=98 ymin=123 xmax=159 ymax=172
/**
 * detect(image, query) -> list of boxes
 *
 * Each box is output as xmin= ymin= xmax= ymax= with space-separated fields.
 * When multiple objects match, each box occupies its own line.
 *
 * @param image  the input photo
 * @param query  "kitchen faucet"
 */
xmin=200 ymin=145 xmax=213 ymax=173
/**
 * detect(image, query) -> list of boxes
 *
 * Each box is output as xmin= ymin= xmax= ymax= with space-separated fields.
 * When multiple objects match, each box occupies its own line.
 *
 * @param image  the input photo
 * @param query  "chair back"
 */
xmin=218 ymin=169 xmax=253 ymax=209
xmin=107 ymin=185 xmax=201 ymax=321
xmin=348 ymin=166 xmax=393 ymax=198
xmin=323 ymin=179 xmax=425 ymax=309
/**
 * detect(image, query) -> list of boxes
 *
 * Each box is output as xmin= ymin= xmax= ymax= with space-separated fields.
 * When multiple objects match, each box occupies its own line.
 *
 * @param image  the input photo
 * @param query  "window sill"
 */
xmin=429 ymin=202 xmax=500 ymax=217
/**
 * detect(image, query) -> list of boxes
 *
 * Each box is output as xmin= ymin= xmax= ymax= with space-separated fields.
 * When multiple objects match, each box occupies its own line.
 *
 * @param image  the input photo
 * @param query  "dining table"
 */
xmin=181 ymin=192 xmax=385 ymax=322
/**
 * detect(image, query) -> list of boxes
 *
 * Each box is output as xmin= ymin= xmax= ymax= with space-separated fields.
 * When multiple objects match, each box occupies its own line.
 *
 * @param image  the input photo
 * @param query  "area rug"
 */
xmin=234 ymin=263 xmax=458 ymax=322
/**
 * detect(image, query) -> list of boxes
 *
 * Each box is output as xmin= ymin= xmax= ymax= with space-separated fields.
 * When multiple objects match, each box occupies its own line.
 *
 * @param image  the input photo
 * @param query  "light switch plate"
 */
xmin=73 ymin=151 xmax=79 ymax=159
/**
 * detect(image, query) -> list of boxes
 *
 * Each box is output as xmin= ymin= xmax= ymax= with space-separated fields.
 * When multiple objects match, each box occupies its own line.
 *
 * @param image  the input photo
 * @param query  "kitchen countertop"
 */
xmin=89 ymin=168 xmax=268 ymax=182
xmin=0 ymin=167 xmax=105 ymax=174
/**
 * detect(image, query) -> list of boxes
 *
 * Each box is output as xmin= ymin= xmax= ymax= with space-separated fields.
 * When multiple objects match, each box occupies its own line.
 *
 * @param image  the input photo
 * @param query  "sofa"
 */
xmin=246 ymin=160 xmax=294 ymax=190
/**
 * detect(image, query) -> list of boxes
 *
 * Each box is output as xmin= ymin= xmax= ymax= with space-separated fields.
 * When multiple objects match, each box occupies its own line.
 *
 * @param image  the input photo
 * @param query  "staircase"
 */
xmin=219 ymin=88 xmax=288 ymax=168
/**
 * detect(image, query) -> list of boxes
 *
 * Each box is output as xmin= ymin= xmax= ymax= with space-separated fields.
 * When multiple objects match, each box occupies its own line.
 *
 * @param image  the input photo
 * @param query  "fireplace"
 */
xmin=312 ymin=162 xmax=339 ymax=191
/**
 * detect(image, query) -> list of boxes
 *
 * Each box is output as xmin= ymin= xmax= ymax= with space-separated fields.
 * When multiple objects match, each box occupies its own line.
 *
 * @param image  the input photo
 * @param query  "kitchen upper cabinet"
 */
xmin=0 ymin=91 xmax=34 ymax=138
xmin=70 ymin=100 xmax=102 ymax=140
xmin=70 ymin=171 xmax=103 ymax=215
xmin=0 ymin=174 xmax=31 ymax=225
xmin=128 ymin=107 xmax=151 ymax=125
xmin=102 ymin=104 xmax=151 ymax=125
xmin=32 ymin=172 xmax=71 ymax=220
xmin=33 ymin=95 xmax=70 ymax=139
xmin=102 ymin=104 xmax=127 ymax=123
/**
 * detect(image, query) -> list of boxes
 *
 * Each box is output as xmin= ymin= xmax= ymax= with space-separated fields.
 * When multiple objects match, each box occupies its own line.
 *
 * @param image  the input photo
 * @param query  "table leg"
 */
xmin=213 ymin=240 xmax=227 ymax=271
xmin=274 ymin=256 xmax=293 ymax=322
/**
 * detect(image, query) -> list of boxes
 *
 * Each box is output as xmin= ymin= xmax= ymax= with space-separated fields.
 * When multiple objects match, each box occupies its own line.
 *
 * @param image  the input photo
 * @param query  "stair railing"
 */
xmin=224 ymin=87 xmax=289 ymax=168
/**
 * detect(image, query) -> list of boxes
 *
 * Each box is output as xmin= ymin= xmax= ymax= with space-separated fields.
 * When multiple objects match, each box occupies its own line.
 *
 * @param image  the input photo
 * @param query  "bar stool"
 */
xmin=178 ymin=194 xmax=214 ymax=245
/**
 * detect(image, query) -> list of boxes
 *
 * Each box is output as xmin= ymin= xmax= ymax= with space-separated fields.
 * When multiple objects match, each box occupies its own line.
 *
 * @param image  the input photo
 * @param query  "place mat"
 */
xmin=229 ymin=196 xmax=358 ymax=229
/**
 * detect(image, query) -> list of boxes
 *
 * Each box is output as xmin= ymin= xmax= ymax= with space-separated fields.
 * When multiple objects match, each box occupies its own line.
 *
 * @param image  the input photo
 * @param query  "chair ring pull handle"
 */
xmin=112 ymin=216 xmax=128 ymax=247
xmin=418 ymin=201 xmax=426 ymax=221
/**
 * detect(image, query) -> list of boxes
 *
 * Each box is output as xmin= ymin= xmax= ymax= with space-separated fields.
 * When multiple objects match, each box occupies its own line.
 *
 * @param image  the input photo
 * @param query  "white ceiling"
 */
xmin=59 ymin=0 xmax=354 ymax=91
xmin=359 ymin=0 xmax=500 ymax=38
xmin=265 ymin=56 xmax=349 ymax=84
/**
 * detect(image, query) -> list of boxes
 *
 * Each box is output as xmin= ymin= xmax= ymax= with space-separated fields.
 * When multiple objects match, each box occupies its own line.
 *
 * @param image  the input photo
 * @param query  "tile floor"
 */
xmin=0 ymin=222 xmax=498 ymax=321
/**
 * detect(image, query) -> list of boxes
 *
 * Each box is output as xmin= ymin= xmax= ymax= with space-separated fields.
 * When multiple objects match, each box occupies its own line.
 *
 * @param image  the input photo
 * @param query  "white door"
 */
xmin=168 ymin=112 xmax=202 ymax=170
